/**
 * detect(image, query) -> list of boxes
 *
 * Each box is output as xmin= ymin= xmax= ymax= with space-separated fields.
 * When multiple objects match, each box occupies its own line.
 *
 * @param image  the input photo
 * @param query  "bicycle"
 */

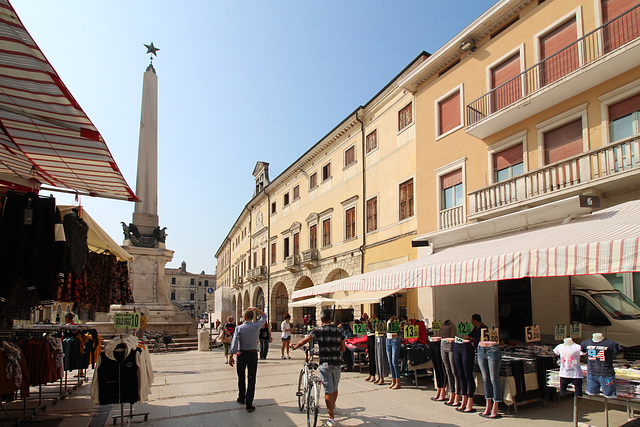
xmin=295 ymin=345 xmax=322 ymax=427
xmin=145 ymin=331 xmax=175 ymax=352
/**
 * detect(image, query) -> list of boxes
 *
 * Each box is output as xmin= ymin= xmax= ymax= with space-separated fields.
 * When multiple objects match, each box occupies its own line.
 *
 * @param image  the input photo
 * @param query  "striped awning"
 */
xmin=0 ymin=1 xmax=137 ymax=201
xmin=292 ymin=199 xmax=640 ymax=299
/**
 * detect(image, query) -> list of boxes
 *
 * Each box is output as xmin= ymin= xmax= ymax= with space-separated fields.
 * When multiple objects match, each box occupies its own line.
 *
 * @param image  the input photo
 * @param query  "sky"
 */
xmin=11 ymin=0 xmax=497 ymax=275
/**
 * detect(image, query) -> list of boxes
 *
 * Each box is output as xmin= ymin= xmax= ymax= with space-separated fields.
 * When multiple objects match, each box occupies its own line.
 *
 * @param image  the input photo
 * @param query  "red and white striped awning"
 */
xmin=292 ymin=199 xmax=640 ymax=299
xmin=0 ymin=0 xmax=137 ymax=201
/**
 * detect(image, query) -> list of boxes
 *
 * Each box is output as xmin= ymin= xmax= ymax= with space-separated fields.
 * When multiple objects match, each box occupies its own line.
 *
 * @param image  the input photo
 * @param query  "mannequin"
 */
xmin=439 ymin=320 xmax=460 ymax=406
xmin=373 ymin=320 xmax=388 ymax=385
xmin=553 ymin=337 xmax=584 ymax=397
xmin=580 ymin=333 xmax=621 ymax=398
xmin=428 ymin=336 xmax=446 ymax=400
xmin=477 ymin=329 xmax=502 ymax=418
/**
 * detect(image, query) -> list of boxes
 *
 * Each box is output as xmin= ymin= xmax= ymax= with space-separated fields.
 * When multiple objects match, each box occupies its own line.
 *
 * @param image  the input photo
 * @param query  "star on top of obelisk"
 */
xmin=144 ymin=42 xmax=160 ymax=73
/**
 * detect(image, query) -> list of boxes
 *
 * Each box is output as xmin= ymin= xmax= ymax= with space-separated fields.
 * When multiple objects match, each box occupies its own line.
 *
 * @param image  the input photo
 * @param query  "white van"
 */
xmin=571 ymin=275 xmax=640 ymax=352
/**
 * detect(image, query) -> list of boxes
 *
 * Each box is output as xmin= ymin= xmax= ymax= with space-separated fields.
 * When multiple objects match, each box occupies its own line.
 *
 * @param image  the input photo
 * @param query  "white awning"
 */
xmin=332 ymin=290 xmax=401 ymax=304
xmin=288 ymin=296 xmax=335 ymax=308
xmin=292 ymin=199 xmax=640 ymax=298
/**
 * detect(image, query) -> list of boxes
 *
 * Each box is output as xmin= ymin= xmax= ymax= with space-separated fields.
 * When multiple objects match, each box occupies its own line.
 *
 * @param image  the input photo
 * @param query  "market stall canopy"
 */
xmin=0 ymin=1 xmax=137 ymax=201
xmin=288 ymin=295 xmax=336 ymax=308
xmin=292 ymin=199 xmax=640 ymax=298
xmin=59 ymin=205 xmax=132 ymax=261
xmin=331 ymin=290 xmax=401 ymax=305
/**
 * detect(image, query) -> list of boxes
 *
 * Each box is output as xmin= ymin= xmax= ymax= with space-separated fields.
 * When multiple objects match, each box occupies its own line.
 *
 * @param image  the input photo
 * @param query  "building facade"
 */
xmin=166 ymin=261 xmax=216 ymax=319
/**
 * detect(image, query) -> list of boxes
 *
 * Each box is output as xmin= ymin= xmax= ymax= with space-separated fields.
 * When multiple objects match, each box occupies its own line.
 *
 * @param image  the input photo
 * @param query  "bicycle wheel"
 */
xmin=310 ymin=381 xmax=319 ymax=427
xmin=297 ymin=369 xmax=306 ymax=412
xmin=306 ymin=382 xmax=318 ymax=427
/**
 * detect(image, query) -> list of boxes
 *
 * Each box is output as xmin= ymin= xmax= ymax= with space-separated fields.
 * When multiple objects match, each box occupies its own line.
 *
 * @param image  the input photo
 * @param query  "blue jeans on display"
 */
xmin=477 ymin=344 xmax=502 ymax=403
xmin=453 ymin=342 xmax=475 ymax=397
xmin=385 ymin=337 xmax=401 ymax=379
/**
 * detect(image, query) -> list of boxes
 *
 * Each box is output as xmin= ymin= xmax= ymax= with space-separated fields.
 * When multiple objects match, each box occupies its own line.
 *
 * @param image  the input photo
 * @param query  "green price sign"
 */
xmin=457 ymin=322 xmax=472 ymax=335
xmin=353 ymin=323 xmax=366 ymax=335
xmin=387 ymin=322 xmax=400 ymax=333
xmin=113 ymin=312 xmax=141 ymax=331
xmin=404 ymin=324 xmax=419 ymax=339
xmin=431 ymin=320 xmax=442 ymax=332
xmin=375 ymin=321 xmax=387 ymax=335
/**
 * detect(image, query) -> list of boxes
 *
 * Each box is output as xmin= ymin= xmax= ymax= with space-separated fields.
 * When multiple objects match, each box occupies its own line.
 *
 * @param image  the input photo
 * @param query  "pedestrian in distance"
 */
xmin=281 ymin=313 xmax=292 ymax=359
xmin=220 ymin=316 xmax=236 ymax=364
xmin=292 ymin=308 xmax=346 ymax=427
xmin=259 ymin=321 xmax=272 ymax=359
xmin=229 ymin=306 xmax=268 ymax=413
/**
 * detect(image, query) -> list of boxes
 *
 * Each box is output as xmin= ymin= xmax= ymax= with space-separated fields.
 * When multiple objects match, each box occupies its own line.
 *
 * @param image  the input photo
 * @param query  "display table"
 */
xmin=406 ymin=360 xmax=433 ymax=388
xmin=474 ymin=372 xmax=542 ymax=413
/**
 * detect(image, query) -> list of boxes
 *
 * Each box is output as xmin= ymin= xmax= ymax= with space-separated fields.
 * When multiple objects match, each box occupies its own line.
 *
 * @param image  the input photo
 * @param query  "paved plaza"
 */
xmin=9 ymin=339 xmax=637 ymax=427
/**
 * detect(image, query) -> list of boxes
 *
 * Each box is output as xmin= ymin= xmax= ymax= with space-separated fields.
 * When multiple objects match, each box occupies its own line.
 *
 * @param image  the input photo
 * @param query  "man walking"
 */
xmin=292 ymin=308 xmax=345 ymax=427
xmin=229 ymin=306 xmax=267 ymax=413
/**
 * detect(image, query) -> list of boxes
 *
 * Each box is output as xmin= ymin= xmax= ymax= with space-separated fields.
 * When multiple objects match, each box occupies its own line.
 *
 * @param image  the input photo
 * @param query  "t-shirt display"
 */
xmin=553 ymin=343 xmax=583 ymax=379
xmin=580 ymin=338 xmax=622 ymax=376
xmin=309 ymin=324 xmax=343 ymax=368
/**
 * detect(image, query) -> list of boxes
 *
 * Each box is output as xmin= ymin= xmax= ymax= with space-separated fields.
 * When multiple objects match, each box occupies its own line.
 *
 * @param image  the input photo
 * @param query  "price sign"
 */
xmin=525 ymin=325 xmax=541 ymax=342
xmin=375 ymin=321 xmax=387 ymax=336
xmin=481 ymin=327 xmax=500 ymax=342
xmin=404 ymin=324 xmax=419 ymax=339
xmin=457 ymin=322 xmax=472 ymax=335
xmin=387 ymin=321 xmax=400 ymax=333
xmin=454 ymin=336 xmax=464 ymax=344
xmin=570 ymin=323 xmax=582 ymax=339
xmin=431 ymin=320 xmax=442 ymax=332
xmin=114 ymin=312 xmax=141 ymax=331
xmin=353 ymin=323 xmax=366 ymax=335
xmin=554 ymin=324 xmax=567 ymax=340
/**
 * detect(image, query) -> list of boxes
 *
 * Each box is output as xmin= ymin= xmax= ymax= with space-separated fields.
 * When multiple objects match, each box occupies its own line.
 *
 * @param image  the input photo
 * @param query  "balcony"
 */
xmin=286 ymin=254 xmax=301 ymax=272
xmin=232 ymin=276 xmax=244 ymax=289
xmin=440 ymin=206 xmax=464 ymax=230
xmin=247 ymin=265 xmax=267 ymax=282
xmin=302 ymin=249 xmax=319 ymax=268
xmin=468 ymin=136 xmax=640 ymax=221
xmin=466 ymin=4 xmax=640 ymax=139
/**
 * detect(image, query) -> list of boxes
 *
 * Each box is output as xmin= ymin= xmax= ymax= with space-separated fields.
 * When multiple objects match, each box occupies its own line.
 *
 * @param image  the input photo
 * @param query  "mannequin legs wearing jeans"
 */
xmin=365 ymin=333 xmax=376 ymax=382
xmin=441 ymin=340 xmax=460 ymax=405
xmin=453 ymin=342 xmax=476 ymax=412
xmin=429 ymin=340 xmax=446 ymax=400
xmin=478 ymin=344 xmax=502 ymax=417
xmin=385 ymin=337 xmax=402 ymax=389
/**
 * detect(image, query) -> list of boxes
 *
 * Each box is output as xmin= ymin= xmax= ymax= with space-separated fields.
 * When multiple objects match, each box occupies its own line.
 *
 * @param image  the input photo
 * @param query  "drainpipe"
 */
xmin=356 ymin=108 xmax=366 ymax=274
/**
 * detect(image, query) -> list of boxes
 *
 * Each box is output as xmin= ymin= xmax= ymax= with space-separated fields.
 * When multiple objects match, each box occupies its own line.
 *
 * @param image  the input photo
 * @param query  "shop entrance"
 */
xmin=498 ymin=277 xmax=532 ymax=342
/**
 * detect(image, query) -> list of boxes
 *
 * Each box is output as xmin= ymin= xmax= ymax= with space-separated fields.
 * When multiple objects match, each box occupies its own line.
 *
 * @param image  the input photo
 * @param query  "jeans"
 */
xmin=429 ymin=340 xmax=446 ymax=388
xmin=259 ymin=339 xmax=269 ymax=359
xmin=385 ymin=337 xmax=401 ymax=379
xmin=367 ymin=334 xmax=376 ymax=376
xmin=236 ymin=352 xmax=258 ymax=409
xmin=477 ymin=344 xmax=502 ymax=402
xmin=587 ymin=373 xmax=616 ymax=397
xmin=441 ymin=340 xmax=458 ymax=394
xmin=453 ymin=342 xmax=475 ymax=397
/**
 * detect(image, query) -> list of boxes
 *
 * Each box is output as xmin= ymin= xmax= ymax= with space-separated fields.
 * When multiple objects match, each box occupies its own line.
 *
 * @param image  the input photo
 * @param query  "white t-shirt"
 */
xmin=281 ymin=321 xmax=292 ymax=339
xmin=553 ymin=342 xmax=584 ymax=379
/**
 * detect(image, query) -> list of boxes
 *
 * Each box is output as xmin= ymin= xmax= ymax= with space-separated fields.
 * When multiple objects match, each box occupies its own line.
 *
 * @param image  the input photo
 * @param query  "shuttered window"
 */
xmin=366 ymin=130 xmax=378 ymax=153
xmin=271 ymin=243 xmax=276 ymax=265
xmin=309 ymin=172 xmax=317 ymax=190
xmin=491 ymin=53 xmax=522 ymax=111
xmin=322 ymin=219 xmax=331 ymax=247
xmin=345 ymin=207 xmax=356 ymax=239
xmin=441 ymin=169 xmax=463 ymax=210
xmin=366 ymin=197 xmax=378 ymax=233
xmin=293 ymin=185 xmax=300 ymax=200
xmin=283 ymin=237 xmax=290 ymax=259
xmin=438 ymin=91 xmax=461 ymax=136
xmin=309 ymin=224 xmax=317 ymax=250
xmin=398 ymin=103 xmax=413 ymax=131
xmin=602 ymin=0 xmax=640 ymax=52
xmin=544 ymin=119 xmax=583 ymax=164
xmin=609 ymin=92 xmax=640 ymax=141
xmin=540 ymin=17 xmax=578 ymax=85
xmin=322 ymin=163 xmax=331 ymax=182
xmin=494 ymin=144 xmax=525 ymax=182
xmin=293 ymin=233 xmax=299 ymax=256
xmin=399 ymin=179 xmax=414 ymax=221
xmin=261 ymin=247 xmax=266 ymax=266
xmin=345 ymin=146 xmax=355 ymax=167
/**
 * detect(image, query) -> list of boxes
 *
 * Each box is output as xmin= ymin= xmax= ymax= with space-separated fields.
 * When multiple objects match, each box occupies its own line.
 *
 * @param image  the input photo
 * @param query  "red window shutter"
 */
xmin=367 ymin=197 xmax=377 ymax=232
xmin=294 ymin=233 xmax=299 ymax=255
xmin=603 ymin=0 xmax=640 ymax=51
xmin=441 ymin=169 xmax=462 ymax=189
xmin=494 ymin=144 xmax=523 ymax=170
xmin=439 ymin=91 xmax=461 ymax=135
xmin=492 ymin=53 xmax=522 ymax=111
xmin=544 ymin=119 xmax=583 ymax=164
xmin=310 ymin=224 xmax=317 ymax=249
xmin=609 ymin=92 xmax=640 ymax=120
xmin=366 ymin=130 xmax=377 ymax=153
xmin=271 ymin=243 xmax=276 ymax=264
xmin=540 ymin=18 xmax=578 ymax=85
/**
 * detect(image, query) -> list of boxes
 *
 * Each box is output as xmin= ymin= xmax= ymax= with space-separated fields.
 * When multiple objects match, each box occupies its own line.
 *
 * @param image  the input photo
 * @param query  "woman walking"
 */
xmin=281 ymin=313 xmax=292 ymax=359
xmin=221 ymin=315 xmax=236 ymax=364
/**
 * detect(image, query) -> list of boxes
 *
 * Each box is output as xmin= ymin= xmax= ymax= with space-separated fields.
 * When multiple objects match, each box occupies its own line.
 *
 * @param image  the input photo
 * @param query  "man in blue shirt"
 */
xmin=229 ymin=306 xmax=267 ymax=412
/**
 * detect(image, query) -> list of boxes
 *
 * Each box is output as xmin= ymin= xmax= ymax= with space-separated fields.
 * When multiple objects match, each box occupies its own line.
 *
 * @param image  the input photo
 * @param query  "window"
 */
xmin=198 ymin=281 xmax=202 ymax=287
xmin=284 ymin=192 xmax=290 ymax=207
xmin=271 ymin=201 xmax=276 ymax=215
xmin=284 ymin=237 xmax=290 ymax=258
xmin=491 ymin=52 xmax=522 ymax=111
xmin=543 ymin=118 xmax=583 ymax=164
xmin=171 ymin=292 xmax=175 ymax=300
xmin=438 ymin=90 xmax=461 ymax=136
xmin=309 ymin=172 xmax=317 ymax=190
xmin=271 ymin=242 xmax=276 ymax=265
xmin=261 ymin=247 xmax=266 ymax=266
xmin=540 ymin=17 xmax=578 ymax=86
xmin=345 ymin=207 xmax=356 ymax=239
xmin=253 ymin=252 xmax=257 ymax=268
xmin=293 ymin=233 xmax=300 ymax=256
xmin=171 ymin=277 xmax=176 ymax=284
xmin=398 ymin=103 xmax=413 ymax=131
xmin=602 ymin=0 xmax=640 ymax=52
xmin=399 ymin=179 xmax=414 ymax=220
xmin=190 ymin=293 xmax=195 ymax=301
xmin=344 ymin=146 xmax=355 ymax=167
xmin=366 ymin=130 xmax=377 ymax=153
xmin=205 ymin=280 xmax=208 ymax=286
xmin=494 ymin=144 xmax=524 ymax=182
xmin=609 ymin=92 xmax=640 ymax=142
xmin=322 ymin=163 xmax=331 ymax=182
xmin=190 ymin=278 xmax=195 ymax=285
xmin=366 ymin=197 xmax=378 ymax=232
xmin=309 ymin=224 xmax=317 ymax=250
xmin=293 ymin=185 xmax=300 ymax=200
xmin=322 ymin=218 xmax=331 ymax=247
xmin=441 ymin=170 xmax=463 ymax=210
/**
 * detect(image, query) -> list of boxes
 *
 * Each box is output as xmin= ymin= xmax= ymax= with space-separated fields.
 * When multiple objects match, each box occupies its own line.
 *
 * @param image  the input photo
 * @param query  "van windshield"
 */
xmin=592 ymin=292 xmax=640 ymax=320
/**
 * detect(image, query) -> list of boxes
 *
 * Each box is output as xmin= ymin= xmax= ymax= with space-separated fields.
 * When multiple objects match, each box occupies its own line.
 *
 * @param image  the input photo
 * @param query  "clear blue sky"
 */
xmin=12 ymin=0 xmax=497 ymax=275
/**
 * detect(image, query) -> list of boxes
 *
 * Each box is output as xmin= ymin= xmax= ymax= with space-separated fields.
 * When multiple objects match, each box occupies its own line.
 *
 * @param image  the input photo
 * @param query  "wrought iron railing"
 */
xmin=467 ymin=4 xmax=640 ymax=126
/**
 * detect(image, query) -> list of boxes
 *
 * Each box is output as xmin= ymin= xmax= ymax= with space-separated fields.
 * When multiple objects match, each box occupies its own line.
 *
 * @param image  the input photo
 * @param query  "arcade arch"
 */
xmin=271 ymin=282 xmax=288 ymax=331
xmin=325 ymin=268 xmax=348 ymax=283
xmin=292 ymin=276 xmax=315 ymax=327
xmin=254 ymin=287 xmax=265 ymax=312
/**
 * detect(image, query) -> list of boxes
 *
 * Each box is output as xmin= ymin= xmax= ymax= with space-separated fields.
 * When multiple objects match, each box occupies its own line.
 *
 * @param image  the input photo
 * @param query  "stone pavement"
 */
xmin=8 ymin=340 xmax=638 ymax=426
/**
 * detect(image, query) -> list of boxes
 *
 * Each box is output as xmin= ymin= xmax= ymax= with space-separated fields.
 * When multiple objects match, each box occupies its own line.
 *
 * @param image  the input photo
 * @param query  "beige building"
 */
xmin=166 ymin=261 xmax=216 ymax=320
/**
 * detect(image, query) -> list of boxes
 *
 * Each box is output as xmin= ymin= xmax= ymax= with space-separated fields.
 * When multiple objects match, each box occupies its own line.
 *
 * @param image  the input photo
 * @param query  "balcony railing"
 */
xmin=247 ymin=265 xmax=267 ymax=282
xmin=469 ymin=136 xmax=640 ymax=216
xmin=286 ymin=254 xmax=301 ymax=272
xmin=440 ymin=205 xmax=464 ymax=229
xmin=232 ymin=277 xmax=244 ymax=288
xmin=467 ymin=4 xmax=640 ymax=126
xmin=302 ymin=249 xmax=319 ymax=268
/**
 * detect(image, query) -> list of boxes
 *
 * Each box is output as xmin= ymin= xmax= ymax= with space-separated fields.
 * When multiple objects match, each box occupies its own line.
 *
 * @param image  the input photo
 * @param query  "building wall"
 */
xmin=166 ymin=262 xmax=216 ymax=319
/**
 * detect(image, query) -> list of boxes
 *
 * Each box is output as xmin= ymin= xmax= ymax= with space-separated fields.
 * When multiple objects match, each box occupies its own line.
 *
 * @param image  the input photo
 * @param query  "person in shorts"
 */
xmin=281 ymin=313 xmax=292 ymax=359
xmin=292 ymin=308 xmax=345 ymax=427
